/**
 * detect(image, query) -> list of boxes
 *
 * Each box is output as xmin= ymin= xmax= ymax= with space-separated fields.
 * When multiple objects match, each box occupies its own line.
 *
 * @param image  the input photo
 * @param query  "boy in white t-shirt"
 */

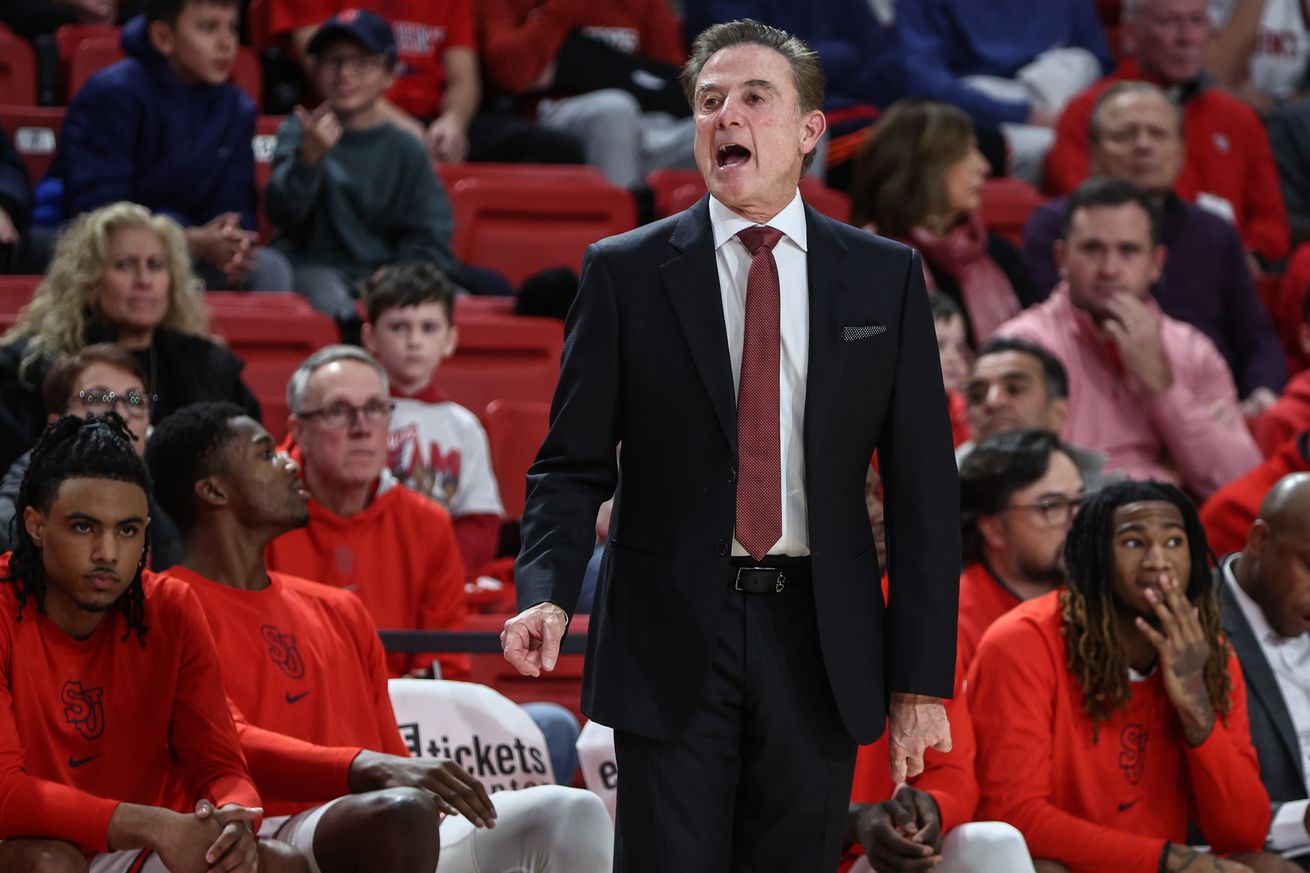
xmin=362 ymin=263 xmax=504 ymax=574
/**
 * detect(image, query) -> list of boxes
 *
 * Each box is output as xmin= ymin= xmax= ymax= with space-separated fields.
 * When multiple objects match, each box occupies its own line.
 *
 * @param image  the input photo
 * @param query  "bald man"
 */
xmin=1221 ymin=473 xmax=1310 ymax=869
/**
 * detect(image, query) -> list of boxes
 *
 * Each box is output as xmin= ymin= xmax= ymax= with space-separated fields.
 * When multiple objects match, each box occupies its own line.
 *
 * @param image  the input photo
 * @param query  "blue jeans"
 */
xmin=523 ymin=701 xmax=580 ymax=785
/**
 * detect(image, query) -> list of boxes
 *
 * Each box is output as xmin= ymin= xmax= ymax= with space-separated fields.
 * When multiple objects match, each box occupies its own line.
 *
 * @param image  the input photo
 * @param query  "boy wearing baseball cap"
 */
xmin=264 ymin=9 xmax=461 ymax=320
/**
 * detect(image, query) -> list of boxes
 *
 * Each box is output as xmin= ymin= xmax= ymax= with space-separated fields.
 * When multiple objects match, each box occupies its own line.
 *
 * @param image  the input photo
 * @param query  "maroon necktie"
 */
xmin=735 ymin=226 xmax=784 ymax=562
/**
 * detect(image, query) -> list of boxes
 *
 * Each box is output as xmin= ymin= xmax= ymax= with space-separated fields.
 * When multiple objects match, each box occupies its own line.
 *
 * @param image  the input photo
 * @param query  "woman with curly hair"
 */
xmin=967 ymin=479 xmax=1280 ymax=873
xmin=0 ymin=202 xmax=260 ymax=469
xmin=852 ymin=99 xmax=1032 ymax=345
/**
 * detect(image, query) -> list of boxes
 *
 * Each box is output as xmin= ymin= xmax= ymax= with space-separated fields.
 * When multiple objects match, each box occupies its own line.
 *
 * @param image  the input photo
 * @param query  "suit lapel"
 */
xmin=803 ymin=205 xmax=850 ymax=475
xmin=661 ymin=197 xmax=736 ymax=451
xmin=1222 ymin=581 xmax=1305 ymax=782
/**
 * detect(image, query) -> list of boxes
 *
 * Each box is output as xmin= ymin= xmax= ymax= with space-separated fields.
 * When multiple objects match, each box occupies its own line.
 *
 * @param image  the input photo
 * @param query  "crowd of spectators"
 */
xmin=2 ymin=0 xmax=1310 ymax=871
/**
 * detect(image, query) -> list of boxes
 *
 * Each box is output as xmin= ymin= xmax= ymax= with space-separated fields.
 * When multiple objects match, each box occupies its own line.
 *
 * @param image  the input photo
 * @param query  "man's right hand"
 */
xmin=111 ymin=805 xmax=256 ymax=873
xmin=501 ymin=602 xmax=568 ymax=677
xmin=848 ymin=787 xmax=943 ymax=872
xmin=294 ymin=104 xmax=343 ymax=166
xmin=348 ymin=749 xmax=498 ymax=828
xmin=187 ymin=213 xmax=255 ymax=279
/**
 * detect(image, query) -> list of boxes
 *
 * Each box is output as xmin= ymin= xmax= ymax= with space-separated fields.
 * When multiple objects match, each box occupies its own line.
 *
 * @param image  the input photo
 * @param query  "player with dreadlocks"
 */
xmin=0 ymin=414 xmax=307 ymax=873
xmin=967 ymin=479 xmax=1283 ymax=873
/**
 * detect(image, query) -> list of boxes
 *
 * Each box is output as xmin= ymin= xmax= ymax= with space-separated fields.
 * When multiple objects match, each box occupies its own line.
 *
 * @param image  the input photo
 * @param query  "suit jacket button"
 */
xmin=728 ymin=466 xmax=737 ymax=484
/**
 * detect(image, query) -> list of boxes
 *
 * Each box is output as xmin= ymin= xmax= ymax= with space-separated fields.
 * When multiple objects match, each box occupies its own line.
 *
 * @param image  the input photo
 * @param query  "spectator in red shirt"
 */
xmin=0 ymin=414 xmax=290 ymax=872
xmin=968 ymin=479 xmax=1279 ymax=873
xmin=475 ymin=0 xmax=696 ymax=188
xmin=1044 ymin=0 xmax=1289 ymax=265
xmin=1252 ymin=289 xmax=1310 ymax=456
xmin=1200 ymin=431 xmax=1310 ymax=558
xmin=271 ymin=0 xmax=583 ymax=166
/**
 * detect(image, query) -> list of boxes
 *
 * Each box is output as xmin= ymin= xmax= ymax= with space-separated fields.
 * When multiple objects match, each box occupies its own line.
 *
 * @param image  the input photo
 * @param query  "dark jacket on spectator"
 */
xmin=48 ymin=15 xmax=258 ymax=230
xmin=0 ymin=320 xmax=261 ymax=471
xmin=1023 ymin=193 xmax=1286 ymax=397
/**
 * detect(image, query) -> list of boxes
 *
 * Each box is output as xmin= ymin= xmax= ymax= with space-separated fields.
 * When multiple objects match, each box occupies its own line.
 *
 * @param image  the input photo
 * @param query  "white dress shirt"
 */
xmin=708 ymin=190 xmax=809 ymax=558
xmin=1224 ymin=559 xmax=1310 ymax=855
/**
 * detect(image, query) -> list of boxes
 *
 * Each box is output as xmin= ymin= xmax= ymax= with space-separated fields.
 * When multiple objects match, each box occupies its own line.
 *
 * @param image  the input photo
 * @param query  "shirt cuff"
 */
xmin=1270 ymin=800 xmax=1310 ymax=853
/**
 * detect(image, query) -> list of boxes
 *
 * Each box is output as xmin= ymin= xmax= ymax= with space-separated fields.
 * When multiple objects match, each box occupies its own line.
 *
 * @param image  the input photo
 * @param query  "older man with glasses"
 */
xmin=264 ymin=344 xmax=469 ymax=681
xmin=0 ymin=343 xmax=182 ymax=566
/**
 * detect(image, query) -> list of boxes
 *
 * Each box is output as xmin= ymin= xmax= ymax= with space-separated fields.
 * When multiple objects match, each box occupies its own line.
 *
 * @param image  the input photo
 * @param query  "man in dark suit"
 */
xmin=1220 ymin=472 xmax=1310 ymax=869
xmin=501 ymin=19 xmax=960 ymax=872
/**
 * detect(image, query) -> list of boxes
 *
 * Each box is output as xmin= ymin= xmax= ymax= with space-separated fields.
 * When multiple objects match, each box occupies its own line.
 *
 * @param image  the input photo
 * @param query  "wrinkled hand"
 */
xmin=191 ymin=796 xmax=260 ymax=870
xmin=1135 ymin=574 xmax=1216 ymax=746
xmin=1103 ymin=293 xmax=1173 ymax=395
xmin=294 ymin=104 xmax=343 ymax=166
xmin=188 ymin=213 xmax=256 ymax=280
xmin=425 ymin=114 xmax=469 ymax=163
xmin=502 ymin=602 xmax=568 ymax=677
xmin=888 ymin=693 xmax=951 ymax=783
xmin=350 ymin=749 xmax=497 ymax=826
xmin=1240 ymin=387 xmax=1277 ymax=418
xmin=0 ymin=207 xmax=18 ymax=245
xmin=851 ymin=786 xmax=943 ymax=872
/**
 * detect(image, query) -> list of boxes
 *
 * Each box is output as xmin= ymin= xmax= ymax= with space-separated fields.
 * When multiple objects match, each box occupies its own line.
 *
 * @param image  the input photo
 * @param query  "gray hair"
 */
xmin=1088 ymin=80 xmax=1183 ymax=141
xmin=286 ymin=345 xmax=390 ymax=414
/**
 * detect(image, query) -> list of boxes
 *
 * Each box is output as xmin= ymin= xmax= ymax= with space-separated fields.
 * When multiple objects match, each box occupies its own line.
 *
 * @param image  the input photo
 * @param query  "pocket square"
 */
xmin=843 ymin=324 xmax=887 ymax=341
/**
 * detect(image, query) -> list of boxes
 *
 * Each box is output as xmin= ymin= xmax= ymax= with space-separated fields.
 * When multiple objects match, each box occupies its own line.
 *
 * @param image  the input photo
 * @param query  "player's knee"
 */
xmin=506 ymin=784 xmax=610 ymax=835
xmin=362 ymin=786 xmax=441 ymax=833
xmin=258 ymin=837 xmax=312 ymax=873
xmin=10 ymin=840 xmax=88 ymax=873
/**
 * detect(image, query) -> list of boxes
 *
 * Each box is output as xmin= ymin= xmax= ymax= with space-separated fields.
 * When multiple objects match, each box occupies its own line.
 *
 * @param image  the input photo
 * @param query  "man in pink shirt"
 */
xmin=993 ymin=177 xmax=1260 ymax=499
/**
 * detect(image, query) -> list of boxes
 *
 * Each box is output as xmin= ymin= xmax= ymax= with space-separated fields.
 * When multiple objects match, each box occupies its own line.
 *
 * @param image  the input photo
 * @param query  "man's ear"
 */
xmin=1046 ymin=396 xmax=1070 ymax=433
xmin=147 ymin=19 xmax=176 ymax=58
xmin=22 ymin=506 xmax=46 ymax=548
xmin=976 ymin=514 xmax=1006 ymax=554
xmin=1054 ymin=239 xmax=1067 ymax=280
xmin=194 ymin=475 xmax=229 ymax=511
xmin=361 ymin=322 xmax=377 ymax=356
xmin=441 ymin=324 xmax=460 ymax=361
xmin=800 ymin=109 xmax=827 ymax=158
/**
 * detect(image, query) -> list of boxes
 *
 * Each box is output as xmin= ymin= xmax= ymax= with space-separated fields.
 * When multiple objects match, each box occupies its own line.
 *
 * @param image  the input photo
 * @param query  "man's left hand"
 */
xmin=1240 ymin=387 xmax=1277 ymax=418
xmin=349 ymin=749 xmax=497 ymax=828
xmin=425 ymin=114 xmax=469 ymax=164
xmin=888 ymin=693 xmax=951 ymax=783
xmin=851 ymin=786 xmax=943 ymax=872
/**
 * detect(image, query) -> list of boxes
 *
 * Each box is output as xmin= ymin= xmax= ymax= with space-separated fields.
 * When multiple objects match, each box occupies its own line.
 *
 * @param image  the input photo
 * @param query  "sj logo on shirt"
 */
xmin=261 ymin=624 xmax=305 ymax=679
xmin=1118 ymin=722 xmax=1148 ymax=785
xmin=61 ymin=680 xmax=105 ymax=741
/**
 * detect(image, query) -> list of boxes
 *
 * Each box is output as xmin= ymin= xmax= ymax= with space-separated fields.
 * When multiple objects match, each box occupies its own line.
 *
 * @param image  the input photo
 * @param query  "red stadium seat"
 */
xmin=232 ymin=47 xmax=263 ymax=108
xmin=443 ymin=173 xmax=636 ymax=287
xmin=0 ymin=29 xmax=37 ymax=106
xmin=484 ymin=399 xmax=550 ymax=520
xmin=978 ymin=177 xmax=1046 ymax=247
xmin=246 ymin=0 xmax=271 ymax=50
xmin=453 ymin=295 xmax=515 ymax=318
xmin=0 ymin=106 xmax=64 ymax=183
xmin=67 ymin=35 xmax=124 ymax=100
xmin=437 ymin=162 xmax=609 ymax=190
xmin=466 ymin=613 xmax=587 ymax=723
xmin=646 ymin=168 xmax=852 ymax=223
xmin=438 ymin=314 xmax=563 ymax=416
xmin=206 ymin=291 xmax=337 ymax=440
xmin=56 ymin=23 xmax=120 ymax=100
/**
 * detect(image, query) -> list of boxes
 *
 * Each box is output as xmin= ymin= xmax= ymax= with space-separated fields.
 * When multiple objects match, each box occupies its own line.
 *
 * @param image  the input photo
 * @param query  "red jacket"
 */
xmin=1200 ymin=432 xmax=1310 ymax=556
xmin=1044 ymin=62 xmax=1289 ymax=263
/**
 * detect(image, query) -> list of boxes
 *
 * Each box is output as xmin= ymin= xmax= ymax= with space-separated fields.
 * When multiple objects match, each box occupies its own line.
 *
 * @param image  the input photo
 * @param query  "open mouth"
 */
xmin=716 ymin=143 xmax=752 ymax=168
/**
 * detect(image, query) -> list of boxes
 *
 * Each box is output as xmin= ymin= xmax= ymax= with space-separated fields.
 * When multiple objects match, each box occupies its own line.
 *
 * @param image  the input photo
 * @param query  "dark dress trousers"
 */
xmin=516 ymin=195 xmax=961 ymax=871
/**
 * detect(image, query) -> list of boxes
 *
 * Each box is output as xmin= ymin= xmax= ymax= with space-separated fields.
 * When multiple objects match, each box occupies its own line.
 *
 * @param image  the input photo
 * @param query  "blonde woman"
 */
xmin=0 ymin=202 xmax=260 ymax=470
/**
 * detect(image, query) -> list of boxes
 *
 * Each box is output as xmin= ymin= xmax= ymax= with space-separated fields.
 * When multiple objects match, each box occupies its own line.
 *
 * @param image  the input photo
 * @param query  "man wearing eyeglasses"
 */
xmin=0 ymin=343 xmax=182 ymax=567
xmin=264 ymin=345 xmax=470 ymax=681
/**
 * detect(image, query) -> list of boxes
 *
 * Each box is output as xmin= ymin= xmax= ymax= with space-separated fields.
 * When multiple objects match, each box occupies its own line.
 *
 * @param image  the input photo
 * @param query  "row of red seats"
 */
xmin=0 ymin=23 xmax=261 ymax=106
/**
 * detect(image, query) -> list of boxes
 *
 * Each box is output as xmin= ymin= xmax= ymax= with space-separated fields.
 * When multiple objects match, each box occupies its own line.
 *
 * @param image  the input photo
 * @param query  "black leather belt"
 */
xmin=730 ymin=559 xmax=811 ymax=594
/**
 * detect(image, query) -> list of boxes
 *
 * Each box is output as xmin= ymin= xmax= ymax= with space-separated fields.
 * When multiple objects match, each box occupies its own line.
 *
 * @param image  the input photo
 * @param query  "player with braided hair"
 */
xmin=0 ymin=413 xmax=308 ymax=873
xmin=968 ymin=479 xmax=1286 ymax=873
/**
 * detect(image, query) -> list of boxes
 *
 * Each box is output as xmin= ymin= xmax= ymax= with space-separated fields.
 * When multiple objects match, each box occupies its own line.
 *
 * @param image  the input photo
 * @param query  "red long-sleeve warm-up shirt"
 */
xmin=0 ymin=573 xmax=259 ymax=852
xmin=967 ymin=592 xmax=1269 ymax=873
xmin=171 ymin=566 xmax=409 ymax=817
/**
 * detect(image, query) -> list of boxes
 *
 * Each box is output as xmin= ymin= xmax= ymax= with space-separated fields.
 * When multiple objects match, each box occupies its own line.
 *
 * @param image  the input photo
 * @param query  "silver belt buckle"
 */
xmin=734 ymin=566 xmax=751 ymax=591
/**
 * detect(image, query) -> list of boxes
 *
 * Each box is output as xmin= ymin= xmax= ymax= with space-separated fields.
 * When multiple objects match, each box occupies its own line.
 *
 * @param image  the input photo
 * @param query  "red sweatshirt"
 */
xmin=0 ymin=572 xmax=259 ymax=852
xmin=1200 ymin=432 xmax=1310 ymax=557
xmin=956 ymin=562 xmax=1023 ymax=674
xmin=1044 ymin=62 xmax=1289 ymax=263
xmin=172 ymin=566 xmax=409 ymax=816
xmin=967 ymin=593 xmax=1270 ymax=873
xmin=265 ymin=476 xmax=471 ymax=680
xmin=476 ymin=0 xmax=684 ymax=96
xmin=1252 ymin=369 xmax=1310 ymax=457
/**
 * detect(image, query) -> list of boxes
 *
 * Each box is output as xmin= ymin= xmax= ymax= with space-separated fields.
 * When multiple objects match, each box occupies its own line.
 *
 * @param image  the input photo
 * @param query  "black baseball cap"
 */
xmin=306 ymin=8 xmax=396 ymax=60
